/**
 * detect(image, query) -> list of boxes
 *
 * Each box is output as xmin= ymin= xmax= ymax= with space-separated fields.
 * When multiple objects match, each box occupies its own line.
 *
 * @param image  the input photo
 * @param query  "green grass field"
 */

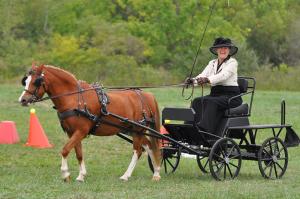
xmin=0 ymin=84 xmax=300 ymax=199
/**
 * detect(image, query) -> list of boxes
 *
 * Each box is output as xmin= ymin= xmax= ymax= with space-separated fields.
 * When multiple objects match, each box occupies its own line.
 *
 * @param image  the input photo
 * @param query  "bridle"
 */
xmin=22 ymin=70 xmax=46 ymax=104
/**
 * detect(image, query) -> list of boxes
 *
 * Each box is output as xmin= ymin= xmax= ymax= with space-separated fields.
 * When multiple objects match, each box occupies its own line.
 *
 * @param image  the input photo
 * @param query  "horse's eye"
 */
xmin=21 ymin=76 xmax=27 ymax=86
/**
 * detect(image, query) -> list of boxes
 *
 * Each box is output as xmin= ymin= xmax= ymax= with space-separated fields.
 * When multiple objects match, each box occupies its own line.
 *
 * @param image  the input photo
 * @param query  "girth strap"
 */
xmin=57 ymin=110 xmax=78 ymax=121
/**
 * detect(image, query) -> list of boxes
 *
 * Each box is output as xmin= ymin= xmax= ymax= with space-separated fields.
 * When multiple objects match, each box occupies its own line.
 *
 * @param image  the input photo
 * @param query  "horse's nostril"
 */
xmin=21 ymin=99 xmax=28 ymax=106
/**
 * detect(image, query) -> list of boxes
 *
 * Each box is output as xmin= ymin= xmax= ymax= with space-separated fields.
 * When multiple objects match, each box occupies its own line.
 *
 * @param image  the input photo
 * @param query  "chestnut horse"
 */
xmin=18 ymin=64 xmax=161 ymax=182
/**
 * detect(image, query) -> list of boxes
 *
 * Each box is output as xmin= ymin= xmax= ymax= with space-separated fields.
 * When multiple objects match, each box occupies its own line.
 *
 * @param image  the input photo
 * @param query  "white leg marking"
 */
xmin=18 ymin=75 xmax=32 ymax=102
xmin=61 ymin=156 xmax=71 ymax=179
xmin=143 ymin=145 xmax=161 ymax=180
xmin=76 ymin=161 xmax=87 ymax=182
xmin=120 ymin=150 xmax=139 ymax=181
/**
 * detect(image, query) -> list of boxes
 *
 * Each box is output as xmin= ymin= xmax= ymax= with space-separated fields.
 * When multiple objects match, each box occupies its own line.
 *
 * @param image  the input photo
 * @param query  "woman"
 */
xmin=186 ymin=37 xmax=242 ymax=134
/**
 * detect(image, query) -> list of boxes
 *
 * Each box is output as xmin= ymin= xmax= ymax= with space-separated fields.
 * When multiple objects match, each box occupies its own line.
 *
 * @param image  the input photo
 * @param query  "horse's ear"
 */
xmin=31 ymin=61 xmax=37 ymax=69
xmin=34 ymin=64 xmax=45 ymax=75
xmin=38 ymin=64 xmax=45 ymax=73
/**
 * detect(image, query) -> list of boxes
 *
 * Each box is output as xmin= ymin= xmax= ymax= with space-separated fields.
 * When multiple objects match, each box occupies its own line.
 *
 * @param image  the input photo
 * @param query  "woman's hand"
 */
xmin=184 ymin=77 xmax=194 ymax=85
xmin=196 ymin=77 xmax=209 ymax=85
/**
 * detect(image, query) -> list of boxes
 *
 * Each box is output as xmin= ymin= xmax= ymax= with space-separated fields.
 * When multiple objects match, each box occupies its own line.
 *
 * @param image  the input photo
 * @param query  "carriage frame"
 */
xmin=114 ymin=77 xmax=299 ymax=181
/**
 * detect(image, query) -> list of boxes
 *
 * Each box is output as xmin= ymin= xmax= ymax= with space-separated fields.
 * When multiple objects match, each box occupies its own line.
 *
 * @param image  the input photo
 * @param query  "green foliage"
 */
xmin=0 ymin=0 xmax=299 ymax=88
xmin=255 ymin=65 xmax=300 ymax=91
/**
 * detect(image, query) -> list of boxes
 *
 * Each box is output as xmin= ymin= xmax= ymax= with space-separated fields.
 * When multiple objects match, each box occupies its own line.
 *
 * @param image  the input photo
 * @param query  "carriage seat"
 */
xmin=224 ymin=103 xmax=249 ymax=117
xmin=224 ymin=78 xmax=250 ymax=118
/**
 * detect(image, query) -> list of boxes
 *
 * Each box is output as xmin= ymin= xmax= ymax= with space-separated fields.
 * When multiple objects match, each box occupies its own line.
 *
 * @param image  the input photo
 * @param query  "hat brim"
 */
xmin=209 ymin=45 xmax=238 ymax=56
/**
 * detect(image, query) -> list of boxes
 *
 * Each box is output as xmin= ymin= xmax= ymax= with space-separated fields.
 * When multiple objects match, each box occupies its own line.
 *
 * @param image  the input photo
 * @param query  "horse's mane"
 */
xmin=45 ymin=65 xmax=76 ymax=80
xmin=44 ymin=65 xmax=90 ymax=88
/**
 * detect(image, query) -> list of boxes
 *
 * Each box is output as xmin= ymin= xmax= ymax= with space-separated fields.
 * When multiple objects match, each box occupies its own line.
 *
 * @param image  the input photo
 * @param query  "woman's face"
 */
xmin=217 ymin=47 xmax=230 ymax=60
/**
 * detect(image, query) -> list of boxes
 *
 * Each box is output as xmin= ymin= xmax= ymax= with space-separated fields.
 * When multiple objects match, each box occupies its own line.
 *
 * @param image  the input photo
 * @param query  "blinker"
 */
xmin=33 ymin=76 xmax=44 ymax=87
xmin=21 ymin=76 xmax=27 ymax=86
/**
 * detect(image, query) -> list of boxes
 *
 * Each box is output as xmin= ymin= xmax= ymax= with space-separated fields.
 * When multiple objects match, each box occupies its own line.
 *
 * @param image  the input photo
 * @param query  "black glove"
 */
xmin=184 ymin=77 xmax=194 ymax=85
xmin=196 ymin=77 xmax=209 ymax=85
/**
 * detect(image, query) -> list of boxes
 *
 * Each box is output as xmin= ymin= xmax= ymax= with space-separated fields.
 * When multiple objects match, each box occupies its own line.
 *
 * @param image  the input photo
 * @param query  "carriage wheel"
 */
xmin=209 ymin=138 xmax=242 ymax=181
xmin=196 ymin=155 xmax=210 ymax=173
xmin=148 ymin=147 xmax=181 ymax=174
xmin=258 ymin=137 xmax=288 ymax=179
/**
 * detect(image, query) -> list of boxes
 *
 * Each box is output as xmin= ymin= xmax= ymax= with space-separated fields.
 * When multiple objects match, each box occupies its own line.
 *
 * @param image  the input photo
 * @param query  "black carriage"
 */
xmin=146 ymin=77 xmax=300 ymax=180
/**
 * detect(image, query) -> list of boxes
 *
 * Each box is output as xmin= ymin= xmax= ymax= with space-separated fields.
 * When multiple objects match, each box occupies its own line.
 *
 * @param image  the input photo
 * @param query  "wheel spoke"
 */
xmin=224 ymin=141 xmax=229 ymax=156
xmin=263 ymin=161 xmax=273 ymax=172
xmin=212 ymin=160 xmax=225 ymax=167
xmin=216 ymin=163 xmax=224 ymax=175
xmin=275 ymin=162 xmax=284 ymax=172
xmin=269 ymin=140 xmax=277 ymax=156
xmin=163 ymin=159 xmax=167 ymax=173
xmin=224 ymin=163 xmax=227 ymax=179
xmin=229 ymin=154 xmax=240 ymax=159
xmin=268 ymin=162 xmax=273 ymax=178
xmin=229 ymin=162 xmax=239 ymax=169
xmin=218 ymin=144 xmax=225 ymax=157
xmin=274 ymin=163 xmax=278 ymax=178
xmin=260 ymin=158 xmax=273 ymax=161
xmin=227 ymin=145 xmax=236 ymax=156
xmin=203 ymin=159 xmax=209 ymax=169
xmin=166 ymin=158 xmax=176 ymax=170
xmin=227 ymin=164 xmax=233 ymax=178
xmin=277 ymin=157 xmax=288 ymax=161
xmin=262 ymin=148 xmax=272 ymax=157
xmin=277 ymin=147 xmax=285 ymax=155
xmin=213 ymin=153 xmax=225 ymax=161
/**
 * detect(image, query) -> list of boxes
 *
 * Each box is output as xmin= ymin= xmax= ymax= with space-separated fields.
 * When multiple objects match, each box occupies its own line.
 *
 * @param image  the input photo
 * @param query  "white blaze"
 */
xmin=18 ymin=75 xmax=32 ymax=102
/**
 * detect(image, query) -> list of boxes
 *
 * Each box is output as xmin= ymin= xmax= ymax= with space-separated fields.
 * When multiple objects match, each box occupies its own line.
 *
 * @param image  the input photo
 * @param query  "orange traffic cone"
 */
xmin=25 ymin=108 xmax=53 ymax=148
xmin=0 ymin=121 xmax=20 ymax=144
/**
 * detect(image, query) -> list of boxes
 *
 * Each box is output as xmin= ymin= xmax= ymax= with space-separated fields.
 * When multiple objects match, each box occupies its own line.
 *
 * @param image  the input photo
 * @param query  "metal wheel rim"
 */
xmin=258 ymin=137 xmax=288 ymax=179
xmin=209 ymin=138 xmax=242 ymax=181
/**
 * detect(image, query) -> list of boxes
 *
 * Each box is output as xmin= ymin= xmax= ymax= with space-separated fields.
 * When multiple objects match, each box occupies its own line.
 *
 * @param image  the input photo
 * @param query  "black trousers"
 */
xmin=191 ymin=86 xmax=242 ymax=134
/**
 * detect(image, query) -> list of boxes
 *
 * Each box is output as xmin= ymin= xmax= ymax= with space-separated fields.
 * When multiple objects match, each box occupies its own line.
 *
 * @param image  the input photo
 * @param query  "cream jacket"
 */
xmin=195 ymin=57 xmax=238 ymax=86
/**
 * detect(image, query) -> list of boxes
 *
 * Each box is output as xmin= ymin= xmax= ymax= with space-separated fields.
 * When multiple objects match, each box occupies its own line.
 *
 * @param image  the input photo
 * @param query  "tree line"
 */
xmin=0 ymin=0 xmax=299 ymax=87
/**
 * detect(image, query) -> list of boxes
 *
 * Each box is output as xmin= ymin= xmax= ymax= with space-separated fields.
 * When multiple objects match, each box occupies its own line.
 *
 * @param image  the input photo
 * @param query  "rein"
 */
xmin=31 ymin=83 xmax=186 ymax=103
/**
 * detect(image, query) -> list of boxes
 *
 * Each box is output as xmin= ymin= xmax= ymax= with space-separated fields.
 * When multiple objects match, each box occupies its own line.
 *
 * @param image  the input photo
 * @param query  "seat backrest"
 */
xmin=238 ymin=78 xmax=248 ymax=93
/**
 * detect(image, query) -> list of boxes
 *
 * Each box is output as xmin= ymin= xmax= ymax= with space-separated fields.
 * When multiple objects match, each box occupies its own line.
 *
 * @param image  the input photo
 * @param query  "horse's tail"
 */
xmin=149 ymin=96 xmax=161 ymax=163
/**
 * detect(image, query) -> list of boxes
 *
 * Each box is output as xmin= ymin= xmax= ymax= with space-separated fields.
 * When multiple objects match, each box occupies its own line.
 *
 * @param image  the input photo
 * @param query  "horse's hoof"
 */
xmin=76 ymin=175 xmax=86 ymax=182
xmin=152 ymin=175 xmax=161 ymax=181
xmin=63 ymin=175 xmax=71 ymax=183
xmin=120 ymin=176 xmax=129 ymax=181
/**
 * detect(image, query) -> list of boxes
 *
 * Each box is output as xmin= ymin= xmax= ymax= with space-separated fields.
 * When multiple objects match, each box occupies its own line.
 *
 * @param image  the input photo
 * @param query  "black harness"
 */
xmin=56 ymin=83 xmax=155 ymax=135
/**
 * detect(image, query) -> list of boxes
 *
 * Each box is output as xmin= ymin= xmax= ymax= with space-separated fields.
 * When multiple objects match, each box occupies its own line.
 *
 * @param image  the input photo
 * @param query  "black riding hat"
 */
xmin=209 ymin=37 xmax=238 ymax=56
